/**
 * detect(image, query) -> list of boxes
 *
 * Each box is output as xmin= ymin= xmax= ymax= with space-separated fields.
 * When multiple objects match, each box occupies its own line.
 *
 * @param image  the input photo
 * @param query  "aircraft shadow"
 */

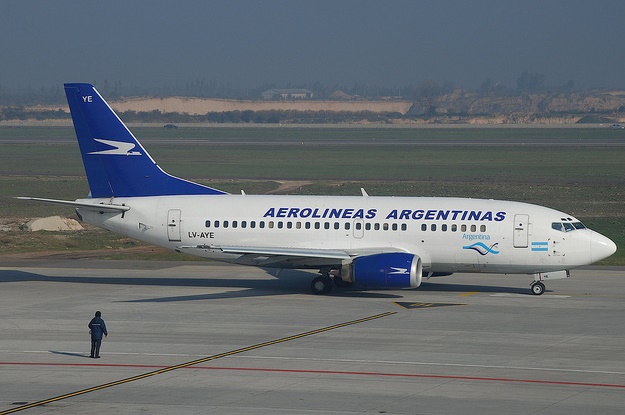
xmin=0 ymin=269 xmax=402 ymax=301
xmin=418 ymin=281 xmax=536 ymax=295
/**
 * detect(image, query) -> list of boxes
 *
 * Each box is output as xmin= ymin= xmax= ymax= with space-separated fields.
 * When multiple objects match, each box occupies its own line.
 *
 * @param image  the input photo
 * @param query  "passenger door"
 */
xmin=513 ymin=214 xmax=529 ymax=248
xmin=167 ymin=209 xmax=182 ymax=242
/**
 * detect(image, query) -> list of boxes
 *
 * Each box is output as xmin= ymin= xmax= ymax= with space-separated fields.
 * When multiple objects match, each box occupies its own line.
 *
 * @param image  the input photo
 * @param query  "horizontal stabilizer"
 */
xmin=16 ymin=197 xmax=130 ymax=212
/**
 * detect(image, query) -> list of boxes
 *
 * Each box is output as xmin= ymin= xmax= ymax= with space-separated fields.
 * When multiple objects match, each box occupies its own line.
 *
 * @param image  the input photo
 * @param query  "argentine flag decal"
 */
xmin=531 ymin=241 xmax=549 ymax=252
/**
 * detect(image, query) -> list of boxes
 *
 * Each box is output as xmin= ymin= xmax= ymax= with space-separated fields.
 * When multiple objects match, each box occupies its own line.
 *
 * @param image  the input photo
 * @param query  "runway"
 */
xmin=2 ymin=134 xmax=625 ymax=147
xmin=1 ymin=260 xmax=624 ymax=414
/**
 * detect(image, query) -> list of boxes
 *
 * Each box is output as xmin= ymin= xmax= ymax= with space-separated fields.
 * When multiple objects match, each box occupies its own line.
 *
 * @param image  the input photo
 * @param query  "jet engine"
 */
xmin=350 ymin=252 xmax=422 ymax=289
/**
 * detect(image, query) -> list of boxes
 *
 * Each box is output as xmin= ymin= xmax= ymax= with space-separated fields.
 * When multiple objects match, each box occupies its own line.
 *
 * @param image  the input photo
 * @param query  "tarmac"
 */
xmin=1 ymin=260 xmax=624 ymax=414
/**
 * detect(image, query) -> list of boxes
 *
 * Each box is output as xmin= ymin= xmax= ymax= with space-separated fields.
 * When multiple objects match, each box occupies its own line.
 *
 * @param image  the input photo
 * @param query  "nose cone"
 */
xmin=591 ymin=232 xmax=617 ymax=263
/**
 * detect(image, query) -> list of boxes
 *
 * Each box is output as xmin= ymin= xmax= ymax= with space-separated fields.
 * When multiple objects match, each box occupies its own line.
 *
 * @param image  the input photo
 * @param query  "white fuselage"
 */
xmin=77 ymin=194 xmax=614 ymax=275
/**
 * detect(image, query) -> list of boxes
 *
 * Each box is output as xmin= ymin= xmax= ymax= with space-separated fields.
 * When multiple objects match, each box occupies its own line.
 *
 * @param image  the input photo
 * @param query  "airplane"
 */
xmin=19 ymin=83 xmax=617 ymax=296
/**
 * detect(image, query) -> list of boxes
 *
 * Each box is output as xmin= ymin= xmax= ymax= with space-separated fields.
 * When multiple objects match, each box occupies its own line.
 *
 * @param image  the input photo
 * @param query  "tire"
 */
xmin=311 ymin=276 xmax=332 ymax=295
xmin=531 ymin=282 xmax=545 ymax=296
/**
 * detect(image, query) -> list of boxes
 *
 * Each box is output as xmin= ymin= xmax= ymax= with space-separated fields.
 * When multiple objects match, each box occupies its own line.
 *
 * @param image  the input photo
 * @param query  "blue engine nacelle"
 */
xmin=351 ymin=253 xmax=422 ymax=289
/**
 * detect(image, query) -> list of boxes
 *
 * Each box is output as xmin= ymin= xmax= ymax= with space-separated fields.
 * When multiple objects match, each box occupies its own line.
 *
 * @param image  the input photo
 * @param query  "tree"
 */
xmin=413 ymin=80 xmax=441 ymax=115
xmin=516 ymin=71 xmax=545 ymax=92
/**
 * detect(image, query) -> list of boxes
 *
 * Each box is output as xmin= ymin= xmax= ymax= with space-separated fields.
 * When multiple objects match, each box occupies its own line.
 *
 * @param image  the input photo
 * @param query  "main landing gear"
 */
xmin=310 ymin=269 xmax=352 ymax=295
xmin=311 ymin=275 xmax=332 ymax=295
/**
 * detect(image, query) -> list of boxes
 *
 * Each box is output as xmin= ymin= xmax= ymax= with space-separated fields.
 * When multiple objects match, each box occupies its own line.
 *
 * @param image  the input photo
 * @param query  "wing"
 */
xmin=176 ymin=244 xmax=405 ymax=269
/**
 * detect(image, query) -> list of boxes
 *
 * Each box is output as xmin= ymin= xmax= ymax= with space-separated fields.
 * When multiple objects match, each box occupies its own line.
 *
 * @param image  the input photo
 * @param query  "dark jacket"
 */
xmin=88 ymin=317 xmax=108 ymax=340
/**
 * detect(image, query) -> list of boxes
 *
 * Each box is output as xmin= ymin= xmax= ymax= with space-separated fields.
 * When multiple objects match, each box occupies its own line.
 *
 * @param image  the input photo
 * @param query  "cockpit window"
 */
xmin=551 ymin=222 xmax=564 ymax=232
xmin=552 ymin=221 xmax=586 ymax=232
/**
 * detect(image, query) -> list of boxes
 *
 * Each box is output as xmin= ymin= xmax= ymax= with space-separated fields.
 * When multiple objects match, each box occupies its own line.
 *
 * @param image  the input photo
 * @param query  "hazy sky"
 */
xmin=2 ymin=0 xmax=625 ymax=90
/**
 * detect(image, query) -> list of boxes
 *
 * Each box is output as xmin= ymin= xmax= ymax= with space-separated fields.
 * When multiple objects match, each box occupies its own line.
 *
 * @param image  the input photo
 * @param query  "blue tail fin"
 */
xmin=64 ymin=83 xmax=226 ymax=198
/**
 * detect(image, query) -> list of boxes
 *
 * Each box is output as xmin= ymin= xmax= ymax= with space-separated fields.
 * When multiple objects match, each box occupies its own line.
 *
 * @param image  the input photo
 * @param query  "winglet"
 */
xmin=64 ymin=83 xmax=226 ymax=198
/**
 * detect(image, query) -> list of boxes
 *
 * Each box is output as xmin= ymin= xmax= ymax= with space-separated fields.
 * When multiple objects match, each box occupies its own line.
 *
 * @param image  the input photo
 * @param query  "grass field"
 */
xmin=1 ymin=125 xmax=623 ymax=264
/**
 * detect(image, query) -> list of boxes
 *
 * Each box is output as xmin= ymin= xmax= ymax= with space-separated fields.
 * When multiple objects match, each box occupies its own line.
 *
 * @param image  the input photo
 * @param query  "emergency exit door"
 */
xmin=513 ymin=214 xmax=529 ymax=248
xmin=167 ymin=209 xmax=181 ymax=242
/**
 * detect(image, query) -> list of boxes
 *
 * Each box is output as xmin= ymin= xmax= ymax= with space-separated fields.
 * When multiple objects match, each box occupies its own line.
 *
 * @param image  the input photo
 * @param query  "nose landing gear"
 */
xmin=530 ymin=270 xmax=569 ymax=296
xmin=530 ymin=281 xmax=545 ymax=295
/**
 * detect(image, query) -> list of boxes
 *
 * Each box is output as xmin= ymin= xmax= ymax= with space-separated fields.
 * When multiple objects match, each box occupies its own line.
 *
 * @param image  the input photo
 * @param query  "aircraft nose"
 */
xmin=591 ymin=232 xmax=617 ymax=263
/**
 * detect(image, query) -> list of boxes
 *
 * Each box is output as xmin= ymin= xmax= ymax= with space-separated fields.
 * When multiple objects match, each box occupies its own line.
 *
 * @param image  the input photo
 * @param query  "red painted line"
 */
xmin=2 ymin=362 xmax=625 ymax=390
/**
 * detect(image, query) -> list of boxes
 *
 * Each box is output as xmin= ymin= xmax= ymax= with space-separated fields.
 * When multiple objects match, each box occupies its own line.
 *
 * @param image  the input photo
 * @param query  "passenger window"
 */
xmin=315 ymin=222 xmax=320 ymax=229
xmin=392 ymin=223 xmax=398 ymax=231
xmin=365 ymin=223 xmax=371 ymax=231
xmin=421 ymin=224 xmax=427 ymax=231
xmin=480 ymin=225 xmax=486 ymax=232
xmin=251 ymin=221 xmax=256 ymax=228
xmin=374 ymin=223 xmax=380 ymax=231
xmin=305 ymin=222 xmax=311 ymax=229
xmin=214 ymin=220 xmax=220 ymax=228
xmin=334 ymin=222 xmax=340 ymax=230
xmin=259 ymin=221 xmax=265 ymax=229
xmin=451 ymin=224 xmax=457 ymax=232
xmin=401 ymin=224 xmax=407 ymax=231
xmin=441 ymin=224 xmax=447 ymax=232
xmin=461 ymin=224 xmax=467 ymax=232
xmin=286 ymin=222 xmax=292 ymax=229
xmin=383 ymin=223 xmax=389 ymax=231
xmin=324 ymin=222 xmax=330 ymax=230
xmin=345 ymin=222 xmax=350 ymax=230
xmin=296 ymin=222 xmax=301 ymax=229
xmin=278 ymin=221 xmax=283 ymax=229
xmin=268 ymin=221 xmax=274 ymax=229
xmin=205 ymin=220 xmax=211 ymax=228
xmin=232 ymin=221 xmax=237 ymax=228
xmin=355 ymin=222 xmax=362 ymax=230
xmin=241 ymin=221 xmax=247 ymax=228
xmin=470 ymin=225 xmax=476 ymax=232
xmin=431 ymin=224 xmax=437 ymax=231
xmin=223 ymin=220 xmax=229 ymax=228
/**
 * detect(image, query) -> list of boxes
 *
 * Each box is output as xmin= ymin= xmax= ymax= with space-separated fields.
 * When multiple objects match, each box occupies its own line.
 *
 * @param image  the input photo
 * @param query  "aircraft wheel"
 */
xmin=531 ymin=281 xmax=545 ymax=296
xmin=311 ymin=276 xmax=332 ymax=295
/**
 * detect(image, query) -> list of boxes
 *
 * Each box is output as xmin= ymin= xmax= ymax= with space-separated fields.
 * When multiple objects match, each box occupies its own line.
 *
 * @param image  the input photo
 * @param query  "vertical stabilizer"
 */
xmin=64 ymin=83 xmax=226 ymax=198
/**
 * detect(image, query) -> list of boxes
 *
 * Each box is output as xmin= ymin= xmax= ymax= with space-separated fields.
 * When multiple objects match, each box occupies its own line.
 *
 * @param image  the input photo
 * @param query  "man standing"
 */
xmin=88 ymin=311 xmax=108 ymax=358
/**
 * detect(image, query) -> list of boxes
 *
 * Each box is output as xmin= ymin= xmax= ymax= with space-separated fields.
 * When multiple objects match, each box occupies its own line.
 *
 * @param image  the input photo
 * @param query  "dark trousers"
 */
xmin=90 ymin=339 xmax=102 ymax=357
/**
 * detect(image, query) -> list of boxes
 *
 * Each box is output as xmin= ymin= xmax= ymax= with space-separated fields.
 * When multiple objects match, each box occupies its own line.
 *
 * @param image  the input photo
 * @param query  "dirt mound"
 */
xmin=24 ymin=216 xmax=83 ymax=232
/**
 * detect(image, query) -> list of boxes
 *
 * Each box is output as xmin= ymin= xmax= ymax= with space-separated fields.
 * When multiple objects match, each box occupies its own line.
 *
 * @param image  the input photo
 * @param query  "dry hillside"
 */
xmin=110 ymin=97 xmax=413 ymax=115
xmin=18 ymin=89 xmax=625 ymax=124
